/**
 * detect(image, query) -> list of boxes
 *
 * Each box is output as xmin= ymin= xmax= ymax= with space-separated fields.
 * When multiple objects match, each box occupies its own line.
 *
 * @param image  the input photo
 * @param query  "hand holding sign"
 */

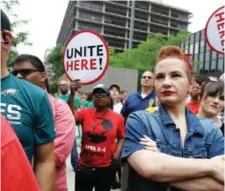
xmin=70 ymin=79 xmax=81 ymax=95
xmin=63 ymin=30 xmax=109 ymax=85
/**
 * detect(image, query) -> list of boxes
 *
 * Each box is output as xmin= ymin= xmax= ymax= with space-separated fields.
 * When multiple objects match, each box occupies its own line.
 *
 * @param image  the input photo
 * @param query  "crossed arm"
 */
xmin=129 ymin=136 xmax=224 ymax=191
xmin=128 ymin=150 xmax=224 ymax=191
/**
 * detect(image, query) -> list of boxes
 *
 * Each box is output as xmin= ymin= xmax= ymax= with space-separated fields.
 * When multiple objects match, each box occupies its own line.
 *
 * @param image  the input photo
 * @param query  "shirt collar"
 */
xmin=158 ymin=105 xmax=205 ymax=136
xmin=137 ymin=89 xmax=156 ymax=99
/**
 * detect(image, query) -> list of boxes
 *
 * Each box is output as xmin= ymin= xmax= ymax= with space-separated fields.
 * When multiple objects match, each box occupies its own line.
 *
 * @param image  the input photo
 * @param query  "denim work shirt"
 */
xmin=122 ymin=105 xmax=224 ymax=191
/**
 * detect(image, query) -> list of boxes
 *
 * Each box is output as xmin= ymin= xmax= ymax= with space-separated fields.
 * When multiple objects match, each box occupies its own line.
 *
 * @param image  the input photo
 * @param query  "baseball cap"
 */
xmin=109 ymin=83 xmax=121 ymax=92
xmin=1 ymin=10 xmax=11 ymax=31
xmin=93 ymin=86 xmax=110 ymax=96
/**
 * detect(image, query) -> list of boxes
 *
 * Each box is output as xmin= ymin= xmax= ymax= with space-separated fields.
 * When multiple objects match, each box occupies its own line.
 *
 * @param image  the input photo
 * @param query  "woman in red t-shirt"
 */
xmin=72 ymin=86 xmax=125 ymax=191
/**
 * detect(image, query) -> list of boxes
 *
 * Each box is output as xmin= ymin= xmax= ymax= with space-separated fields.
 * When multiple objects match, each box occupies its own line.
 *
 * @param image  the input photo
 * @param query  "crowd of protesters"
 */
xmin=1 ymin=10 xmax=224 ymax=191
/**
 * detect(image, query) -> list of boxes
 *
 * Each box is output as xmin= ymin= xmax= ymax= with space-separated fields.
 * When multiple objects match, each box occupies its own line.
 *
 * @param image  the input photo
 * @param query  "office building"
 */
xmin=181 ymin=29 xmax=224 ymax=77
xmin=57 ymin=0 xmax=191 ymax=52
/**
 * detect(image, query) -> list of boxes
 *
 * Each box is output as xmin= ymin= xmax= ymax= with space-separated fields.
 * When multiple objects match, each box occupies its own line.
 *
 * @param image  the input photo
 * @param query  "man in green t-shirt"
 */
xmin=0 ymin=10 xmax=55 ymax=190
xmin=56 ymin=80 xmax=81 ymax=109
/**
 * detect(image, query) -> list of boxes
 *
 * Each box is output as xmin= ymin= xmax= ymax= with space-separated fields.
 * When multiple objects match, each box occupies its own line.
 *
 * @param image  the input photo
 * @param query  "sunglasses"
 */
xmin=142 ymin=76 xmax=152 ymax=79
xmin=12 ymin=69 xmax=41 ymax=77
xmin=93 ymin=93 xmax=109 ymax=97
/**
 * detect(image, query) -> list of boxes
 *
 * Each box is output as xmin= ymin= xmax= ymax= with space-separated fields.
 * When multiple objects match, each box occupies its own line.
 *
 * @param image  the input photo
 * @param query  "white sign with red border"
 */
xmin=63 ymin=30 xmax=109 ymax=85
xmin=205 ymin=6 xmax=225 ymax=54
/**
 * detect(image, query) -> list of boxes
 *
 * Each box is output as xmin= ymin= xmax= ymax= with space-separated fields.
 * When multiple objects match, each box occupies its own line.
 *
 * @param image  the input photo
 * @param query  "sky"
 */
xmin=3 ymin=0 xmax=224 ymax=61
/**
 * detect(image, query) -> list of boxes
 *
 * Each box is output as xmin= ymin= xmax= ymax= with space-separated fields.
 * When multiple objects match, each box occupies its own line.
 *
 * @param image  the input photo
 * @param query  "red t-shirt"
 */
xmin=187 ymin=102 xmax=200 ymax=115
xmin=76 ymin=108 xmax=125 ymax=167
xmin=1 ymin=115 xmax=40 ymax=191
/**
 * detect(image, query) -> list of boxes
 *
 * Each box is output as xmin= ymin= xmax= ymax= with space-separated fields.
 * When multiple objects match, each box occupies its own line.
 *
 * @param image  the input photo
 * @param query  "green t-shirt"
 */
xmin=1 ymin=74 xmax=56 ymax=162
xmin=56 ymin=94 xmax=81 ymax=109
xmin=82 ymin=100 xmax=94 ymax=108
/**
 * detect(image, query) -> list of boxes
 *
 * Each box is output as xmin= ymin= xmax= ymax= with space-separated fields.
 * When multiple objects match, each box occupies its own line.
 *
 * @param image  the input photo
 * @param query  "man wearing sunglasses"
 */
xmin=0 ymin=10 xmax=56 ymax=191
xmin=121 ymin=70 xmax=156 ymax=121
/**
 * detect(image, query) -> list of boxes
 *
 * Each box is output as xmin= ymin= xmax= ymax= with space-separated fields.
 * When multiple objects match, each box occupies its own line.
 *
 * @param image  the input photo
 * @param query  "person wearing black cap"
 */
xmin=69 ymin=84 xmax=125 ymax=191
xmin=1 ymin=10 xmax=56 ymax=190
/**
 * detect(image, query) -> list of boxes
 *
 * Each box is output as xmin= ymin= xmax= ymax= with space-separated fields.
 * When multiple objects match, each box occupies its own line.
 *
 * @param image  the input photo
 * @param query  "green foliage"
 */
xmin=45 ymin=44 xmax=64 ymax=78
xmin=0 ymin=0 xmax=32 ymax=66
xmin=7 ymin=48 xmax=19 ymax=67
xmin=49 ymin=82 xmax=58 ymax=95
xmin=110 ymin=30 xmax=189 ymax=71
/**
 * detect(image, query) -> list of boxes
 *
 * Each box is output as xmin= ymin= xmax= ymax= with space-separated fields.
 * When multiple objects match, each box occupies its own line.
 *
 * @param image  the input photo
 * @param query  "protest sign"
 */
xmin=63 ymin=30 xmax=109 ymax=85
xmin=205 ymin=6 xmax=225 ymax=54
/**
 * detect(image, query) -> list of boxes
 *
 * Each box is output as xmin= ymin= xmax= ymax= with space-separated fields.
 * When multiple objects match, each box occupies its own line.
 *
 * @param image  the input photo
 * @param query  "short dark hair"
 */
xmin=13 ymin=54 xmax=45 ymax=72
xmin=200 ymin=81 xmax=224 ymax=99
xmin=1 ymin=10 xmax=11 ymax=31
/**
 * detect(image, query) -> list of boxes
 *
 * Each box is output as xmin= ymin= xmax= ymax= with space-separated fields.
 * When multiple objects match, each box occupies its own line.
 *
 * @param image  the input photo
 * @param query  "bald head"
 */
xmin=59 ymin=80 xmax=70 ymax=95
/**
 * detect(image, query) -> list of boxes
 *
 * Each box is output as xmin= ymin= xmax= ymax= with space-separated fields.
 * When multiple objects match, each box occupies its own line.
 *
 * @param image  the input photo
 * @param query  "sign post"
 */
xmin=205 ymin=6 xmax=225 ymax=54
xmin=63 ymin=30 xmax=109 ymax=85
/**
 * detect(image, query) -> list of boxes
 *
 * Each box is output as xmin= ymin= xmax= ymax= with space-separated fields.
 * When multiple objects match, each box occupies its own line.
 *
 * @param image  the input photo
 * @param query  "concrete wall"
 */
xmin=58 ymin=66 xmax=138 ymax=95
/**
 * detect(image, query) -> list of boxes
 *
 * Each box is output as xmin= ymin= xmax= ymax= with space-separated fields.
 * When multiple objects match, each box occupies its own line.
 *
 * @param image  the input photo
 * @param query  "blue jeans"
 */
xmin=71 ymin=138 xmax=78 ymax=170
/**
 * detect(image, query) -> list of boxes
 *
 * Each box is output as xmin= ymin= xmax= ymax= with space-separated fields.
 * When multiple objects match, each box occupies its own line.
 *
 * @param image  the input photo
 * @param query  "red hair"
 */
xmin=156 ymin=46 xmax=193 ymax=79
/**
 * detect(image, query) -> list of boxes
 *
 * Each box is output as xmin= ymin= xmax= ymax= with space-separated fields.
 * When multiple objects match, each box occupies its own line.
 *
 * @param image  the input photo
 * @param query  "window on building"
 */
xmin=218 ymin=58 xmax=224 ymax=72
xmin=210 ymin=59 xmax=217 ymax=72
xmin=194 ymin=42 xmax=199 ymax=54
xmin=190 ymin=34 xmax=194 ymax=44
xmin=212 ymin=51 xmax=217 ymax=60
xmin=79 ymin=1 xmax=103 ymax=11
xmin=78 ymin=22 xmax=101 ymax=33
xmin=200 ymin=53 xmax=204 ymax=62
xmin=136 ymin=1 xmax=149 ymax=10
xmin=134 ymin=21 xmax=148 ymax=31
xmin=135 ymin=10 xmax=148 ymax=21
xmin=104 ymin=16 xmax=126 ymax=27
xmin=194 ymin=54 xmax=199 ymax=61
xmin=189 ymin=44 xmax=194 ymax=54
xmin=79 ymin=10 xmax=102 ymax=22
xmin=195 ymin=31 xmax=200 ymax=42
xmin=204 ymin=60 xmax=210 ymax=73
xmin=200 ymin=41 xmax=205 ymax=53
xmin=185 ymin=45 xmax=189 ymax=53
xmin=205 ymin=51 xmax=210 ymax=61
xmin=206 ymin=44 xmax=211 ymax=52
xmin=151 ymin=5 xmax=169 ymax=16
xmin=200 ymin=30 xmax=204 ymax=40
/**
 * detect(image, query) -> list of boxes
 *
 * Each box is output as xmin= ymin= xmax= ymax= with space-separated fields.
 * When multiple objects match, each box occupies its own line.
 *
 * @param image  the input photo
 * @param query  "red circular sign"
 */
xmin=63 ymin=30 xmax=109 ymax=85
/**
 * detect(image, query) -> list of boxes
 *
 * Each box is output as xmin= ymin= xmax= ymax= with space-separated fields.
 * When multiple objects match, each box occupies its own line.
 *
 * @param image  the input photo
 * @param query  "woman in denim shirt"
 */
xmin=121 ymin=46 xmax=224 ymax=191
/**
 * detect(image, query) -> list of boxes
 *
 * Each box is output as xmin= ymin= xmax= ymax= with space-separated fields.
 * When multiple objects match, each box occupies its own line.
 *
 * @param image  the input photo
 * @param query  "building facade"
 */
xmin=57 ymin=0 xmax=191 ymax=52
xmin=181 ymin=29 xmax=224 ymax=78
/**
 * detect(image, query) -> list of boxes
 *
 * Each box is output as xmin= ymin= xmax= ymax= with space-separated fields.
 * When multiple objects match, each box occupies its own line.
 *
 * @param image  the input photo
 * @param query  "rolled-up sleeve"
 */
xmin=121 ymin=112 xmax=149 ymax=161
xmin=209 ymin=127 xmax=224 ymax=158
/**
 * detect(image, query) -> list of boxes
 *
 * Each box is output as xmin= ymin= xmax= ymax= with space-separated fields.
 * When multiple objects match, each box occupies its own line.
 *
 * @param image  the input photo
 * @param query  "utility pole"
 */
xmin=128 ymin=0 xmax=135 ymax=49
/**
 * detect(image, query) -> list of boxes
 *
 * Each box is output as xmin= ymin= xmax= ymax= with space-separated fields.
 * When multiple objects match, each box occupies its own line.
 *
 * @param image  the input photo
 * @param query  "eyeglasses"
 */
xmin=142 ymin=76 xmax=152 ymax=79
xmin=12 ymin=69 xmax=41 ymax=77
xmin=59 ymin=84 xmax=68 ymax=87
xmin=93 ymin=93 xmax=109 ymax=97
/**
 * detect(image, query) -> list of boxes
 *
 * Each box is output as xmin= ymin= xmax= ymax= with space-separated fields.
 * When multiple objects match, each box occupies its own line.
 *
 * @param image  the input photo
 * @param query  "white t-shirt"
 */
xmin=141 ymin=93 xmax=147 ymax=99
xmin=113 ymin=102 xmax=123 ymax=114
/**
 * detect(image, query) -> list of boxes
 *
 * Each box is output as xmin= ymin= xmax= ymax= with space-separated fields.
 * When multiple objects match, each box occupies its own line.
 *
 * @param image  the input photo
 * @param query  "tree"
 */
xmin=110 ymin=30 xmax=189 ymax=71
xmin=0 ymin=0 xmax=32 ymax=67
xmin=45 ymin=44 xmax=64 ymax=79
